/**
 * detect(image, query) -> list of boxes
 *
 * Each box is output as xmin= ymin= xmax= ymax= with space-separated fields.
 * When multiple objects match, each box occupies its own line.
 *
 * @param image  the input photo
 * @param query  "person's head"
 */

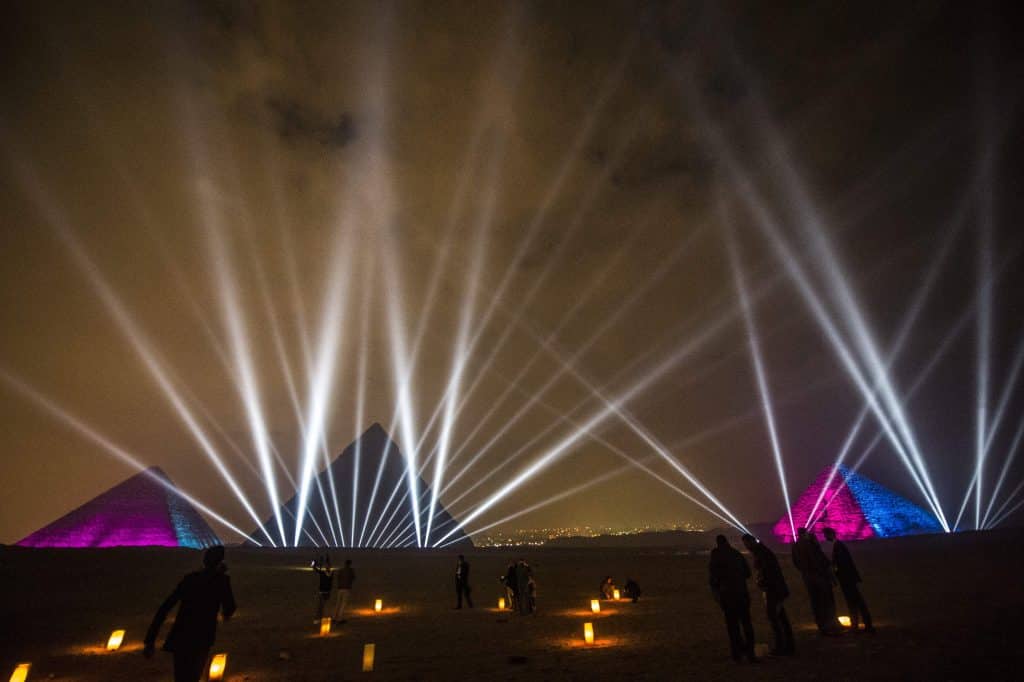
xmin=823 ymin=527 xmax=836 ymax=541
xmin=715 ymin=534 xmax=729 ymax=548
xmin=741 ymin=533 xmax=757 ymax=551
xmin=797 ymin=527 xmax=808 ymax=538
xmin=203 ymin=545 xmax=225 ymax=569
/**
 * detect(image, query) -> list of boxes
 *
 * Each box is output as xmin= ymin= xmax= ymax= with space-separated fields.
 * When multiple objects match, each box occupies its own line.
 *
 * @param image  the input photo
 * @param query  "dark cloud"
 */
xmin=265 ymin=97 xmax=356 ymax=149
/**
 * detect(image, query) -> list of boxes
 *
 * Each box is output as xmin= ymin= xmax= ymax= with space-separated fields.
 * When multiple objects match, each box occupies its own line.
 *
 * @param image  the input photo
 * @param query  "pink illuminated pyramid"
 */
xmin=773 ymin=465 xmax=941 ymax=543
xmin=17 ymin=466 xmax=220 ymax=549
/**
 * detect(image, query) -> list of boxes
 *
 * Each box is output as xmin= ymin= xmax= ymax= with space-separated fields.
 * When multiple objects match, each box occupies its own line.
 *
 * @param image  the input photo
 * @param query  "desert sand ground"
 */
xmin=1 ymin=528 xmax=1022 ymax=681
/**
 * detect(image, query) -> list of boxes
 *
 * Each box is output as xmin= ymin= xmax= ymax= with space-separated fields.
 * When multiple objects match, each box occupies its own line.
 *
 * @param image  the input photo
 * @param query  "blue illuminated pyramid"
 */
xmin=774 ymin=465 xmax=943 ymax=542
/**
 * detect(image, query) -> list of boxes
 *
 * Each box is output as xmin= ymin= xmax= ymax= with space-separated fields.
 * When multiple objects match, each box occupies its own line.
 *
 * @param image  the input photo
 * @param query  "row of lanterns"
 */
xmin=8 ymin=593 xmax=640 ymax=679
xmin=8 ymin=597 xmax=393 ymax=681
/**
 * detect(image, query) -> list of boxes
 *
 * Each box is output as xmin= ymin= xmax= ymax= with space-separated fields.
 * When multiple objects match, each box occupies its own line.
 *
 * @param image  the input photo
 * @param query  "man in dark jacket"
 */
xmin=792 ymin=527 xmax=840 ymax=634
xmin=144 ymin=545 xmax=236 ymax=682
xmin=823 ymin=528 xmax=874 ymax=633
xmin=333 ymin=559 xmax=356 ymax=622
xmin=742 ymin=534 xmax=795 ymax=655
xmin=708 ymin=535 xmax=756 ymax=662
xmin=313 ymin=557 xmax=334 ymax=622
xmin=455 ymin=554 xmax=473 ymax=609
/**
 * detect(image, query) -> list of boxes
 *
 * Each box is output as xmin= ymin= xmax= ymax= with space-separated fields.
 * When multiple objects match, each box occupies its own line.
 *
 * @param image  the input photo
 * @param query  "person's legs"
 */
xmin=765 ymin=594 xmax=784 ymax=653
xmin=315 ymin=592 xmax=328 ymax=621
xmin=802 ymin=575 xmax=824 ymax=630
xmin=464 ymin=584 xmax=473 ymax=608
xmin=841 ymin=581 xmax=873 ymax=630
xmin=173 ymin=647 xmax=209 ymax=682
xmin=739 ymin=598 xmax=756 ymax=660
xmin=821 ymin=580 xmax=839 ymax=631
xmin=722 ymin=606 xmax=742 ymax=661
xmin=779 ymin=603 xmax=796 ymax=653
xmin=455 ymin=580 xmax=463 ymax=608
xmin=333 ymin=589 xmax=351 ymax=619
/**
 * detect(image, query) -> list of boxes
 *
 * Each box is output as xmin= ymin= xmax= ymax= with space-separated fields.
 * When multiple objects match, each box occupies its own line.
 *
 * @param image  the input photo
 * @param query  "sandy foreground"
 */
xmin=1 ymin=529 xmax=1022 ymax=681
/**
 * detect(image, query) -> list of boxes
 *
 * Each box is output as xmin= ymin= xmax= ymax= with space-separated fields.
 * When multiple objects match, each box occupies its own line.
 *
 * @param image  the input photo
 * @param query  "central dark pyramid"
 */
xmin=252 ymin=423 xmax=470 ymax=548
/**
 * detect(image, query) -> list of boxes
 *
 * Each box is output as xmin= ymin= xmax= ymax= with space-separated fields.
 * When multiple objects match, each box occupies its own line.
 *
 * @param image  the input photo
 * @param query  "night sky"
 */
xmin=1 ymin=1 xmax=1022 ymax=544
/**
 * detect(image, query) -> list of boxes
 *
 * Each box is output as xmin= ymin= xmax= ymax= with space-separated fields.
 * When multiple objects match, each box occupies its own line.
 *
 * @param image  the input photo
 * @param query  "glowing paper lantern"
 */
xmin=612 ymin=589 xmax=620 ymax=600
xmin=362 ymin=643 xmax=375 ymax=672
xmin=583 ymin=622 xmax=594 ymax=644
xmin=320 ymin=617 xmax=332 ymax=636
xmin=838 ymin=616 xmax=852 ymax=627
xmin=9 ymin=664 xmax=30 ymax=682
xmin=590 ymin=599 xmax=600 ymax=613
xmin=106 ymin=629 xmax=126 ymax=651
xmin=374 ymin=599 xmax=383 ymax=612
xmin=208 ymin=653 xmax=227 ymax=680
xmin=498 ymin=597 xmax=506 ymax=609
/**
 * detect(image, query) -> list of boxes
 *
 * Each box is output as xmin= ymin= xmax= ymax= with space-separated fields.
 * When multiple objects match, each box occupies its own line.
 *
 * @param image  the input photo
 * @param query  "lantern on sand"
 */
xmin=208 ymin=653 xmax=227 ymax=680
xmin=374 ymin=599 xmax=383 ymax=612
xmin=590 ymin=599 xmax=600 ymax=613
xmin=106 ymin=629 xmax=125 ymax=651
xmin=838 ymin=616 xmax=852 ymax=627
xmin=362 ymin=643 xmax=375 ymax=672
xmin=583 ymin=622 xmax=595 ymax=644
xmin=498 ymin=597 xmax=506 ymax=609
xmin=320 ymin=617 xmax=332 ymax=636
xmin=9 ymin=664 xmax=30 ymax=682
xmin=612 ymin=589 xmax=620 ymax=600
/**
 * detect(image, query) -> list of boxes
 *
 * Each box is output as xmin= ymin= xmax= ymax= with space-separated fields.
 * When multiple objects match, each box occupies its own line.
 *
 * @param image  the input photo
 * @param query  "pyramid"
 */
xmin=18 ymin=466 xmax=221 ymax=549
xmin=251 ymin=423 xmax=471 ymax=548
xmin=773 ymin=465 xmax=942 ymax=543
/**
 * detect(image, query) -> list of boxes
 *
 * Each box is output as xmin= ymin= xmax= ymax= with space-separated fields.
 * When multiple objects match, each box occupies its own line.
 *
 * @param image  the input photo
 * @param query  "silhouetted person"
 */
xmin=623 ymin=578 xmax=642 ymax=603
xmin=599 ymin=576 xmax=616 ymax=599
xmin=823 ymin=528 xmax=874 ymax=633
xmin=313 ymin=558 xmax=334 ymax=622
xmin=709 ymin=535 xmax=756 ymax=662
xmin=144 ymin=545 xmax=236 ymax=682
xmin=455 ymin=554 xmax=473 ymax=608
xmin=502 ymin=562 xmax=518 ymax=610
xmin=515 ymin=559 xmax=534 ymax=614
xmin=792 ymin=527 xmax=840 ymax=635
xmin=333 ymin=559 xmax=356 ymax=621
xmin=742 ymin=534 xmax=795 ymax=655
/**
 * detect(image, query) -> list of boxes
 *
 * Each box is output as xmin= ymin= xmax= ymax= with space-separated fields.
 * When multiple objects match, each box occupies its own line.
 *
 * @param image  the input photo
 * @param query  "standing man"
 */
xmin=455 ymin=554 xmax=473 ymax=609
xmin=792 ymin=527 xmax=841 ymax=635
xmin=333 ymin=559 xmax=356 ymax=622
xmin=144 ymin=545 xmax=236 ymax=682
xmin=823 ymin=528 xmax=874 ymax=633
xmin=313 ymin=557 xmax=334 ymax=623
xmin=742 ymin=534 xmax=795 ymax=655
xmin=708 ymin=535 xmax=756 ymax=663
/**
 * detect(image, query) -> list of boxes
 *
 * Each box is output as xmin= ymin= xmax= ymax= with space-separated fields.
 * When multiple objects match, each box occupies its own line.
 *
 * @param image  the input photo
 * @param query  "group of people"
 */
xmin=498 ymin=558 xmax=537 ymax=614
xmin=599 ymin=575 xmax=642 ymax=602
xmin=311 ymin=553 xmax=357 ymax=623
xmin=141 ymin=529 xmax=873 ymax=679
xmin=708 ymin=527 xmax=874 ymax=664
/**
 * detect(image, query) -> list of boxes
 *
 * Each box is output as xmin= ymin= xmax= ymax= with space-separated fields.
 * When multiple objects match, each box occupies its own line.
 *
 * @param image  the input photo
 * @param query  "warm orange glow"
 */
xmin=590 ymin=599 xmax=600 ymax=613
xmin=498 ymin=597 xmax=506 ymax=609
xmin=9 ymin=664 xmax=30 ymax=682
xmin=362 ymin=643 xmax=375 ymax=672
xmin=838 ymin=616 xmax=852 ymax=627
xmin=374 ymin=599 xmax=383 ymax=612
xmin=612 ymin=589 xmax=620 ymax=600
xmin=106 ymin=629 xmax=125 ymax=651
xmin=208 ymin=653 xmax=227 ymax=680
xmin=583 ymin=622 xmax=595 ymax=644
xmin=320 ymin=617 xmax=332 ymax=636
